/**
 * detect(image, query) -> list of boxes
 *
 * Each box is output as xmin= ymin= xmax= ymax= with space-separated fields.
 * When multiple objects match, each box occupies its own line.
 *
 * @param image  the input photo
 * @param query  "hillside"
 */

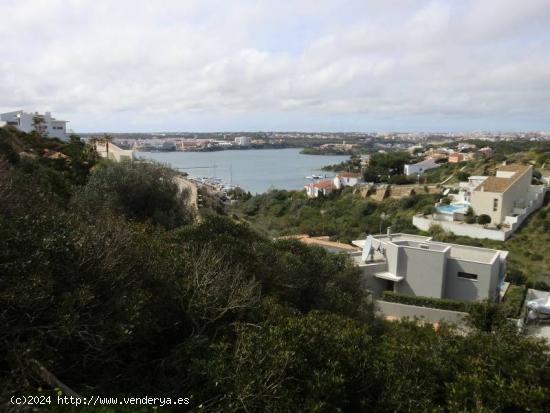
xmin=1 ymin=128 xmax=549 ymax=412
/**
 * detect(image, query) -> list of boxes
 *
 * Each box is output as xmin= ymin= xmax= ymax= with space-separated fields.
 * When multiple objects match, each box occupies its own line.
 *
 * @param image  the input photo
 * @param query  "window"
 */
xmin=493 ymin=198 xmax=498 ymax=212
xmin=457 ymin=271 xmax=478 ymax=280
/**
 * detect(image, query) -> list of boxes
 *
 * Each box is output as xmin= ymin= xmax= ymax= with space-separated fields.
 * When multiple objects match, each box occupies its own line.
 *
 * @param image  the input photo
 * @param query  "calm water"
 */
xmin=137 ymin=148 xmax=349 ymax=193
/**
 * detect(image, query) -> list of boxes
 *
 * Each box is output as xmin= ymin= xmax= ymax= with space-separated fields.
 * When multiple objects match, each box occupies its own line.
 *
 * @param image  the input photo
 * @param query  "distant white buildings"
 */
xmin=0 ymin=110 xmax=68 ymax=140
xmin=404 ymin=158 xmax=440 ymax=176
xmin=234 ymin=136 xmax=252 ymax=146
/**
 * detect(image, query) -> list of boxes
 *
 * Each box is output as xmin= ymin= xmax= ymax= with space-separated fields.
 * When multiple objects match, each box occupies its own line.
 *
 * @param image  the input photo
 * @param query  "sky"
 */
xmin=1 ymin=0 xmax=550 ymax=133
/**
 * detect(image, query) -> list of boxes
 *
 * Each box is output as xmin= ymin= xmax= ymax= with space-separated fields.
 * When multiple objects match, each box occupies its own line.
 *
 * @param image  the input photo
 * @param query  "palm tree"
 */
xmin=102 ymin=133 xmax=113 ymax=159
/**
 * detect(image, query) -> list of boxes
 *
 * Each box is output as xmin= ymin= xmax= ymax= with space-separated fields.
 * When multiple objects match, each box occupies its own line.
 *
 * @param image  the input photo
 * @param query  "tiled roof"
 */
xmin=497 ymin=163 xmax=531 ymax=173
xmin=474 ymin=164 xmax=531 ymax=193
xmin=475 ymin=176 xmax=512 ymax=193
xmin=310 ymin=179 xmax=334 ymax=189
xmin=338 ymin=172 xmax=361 ymax=178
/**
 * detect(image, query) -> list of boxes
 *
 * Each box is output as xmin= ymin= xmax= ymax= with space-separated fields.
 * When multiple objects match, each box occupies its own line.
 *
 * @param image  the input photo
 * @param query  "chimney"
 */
xmin=387 ymin=226 xmax=392 ymax=241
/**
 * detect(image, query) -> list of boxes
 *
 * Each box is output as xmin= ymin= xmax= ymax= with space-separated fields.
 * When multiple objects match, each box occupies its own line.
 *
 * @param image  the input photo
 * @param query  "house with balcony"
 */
xmin=351 ymin=230 xmax=508 ymax=302
xmin=413 ymin=163 xmax=549 ymax=240
xmin=0 ymin=110 xmax=68 ymax=140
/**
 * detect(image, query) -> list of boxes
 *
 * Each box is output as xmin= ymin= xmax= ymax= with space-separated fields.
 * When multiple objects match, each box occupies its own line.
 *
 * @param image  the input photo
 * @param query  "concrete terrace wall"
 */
xmin=507 ymin=186 xmax=547 ymax=233
xmin=376 ymin=300 xmax=468 ymax=326
xmin=413 ymin=215 xmax=507 ymax=241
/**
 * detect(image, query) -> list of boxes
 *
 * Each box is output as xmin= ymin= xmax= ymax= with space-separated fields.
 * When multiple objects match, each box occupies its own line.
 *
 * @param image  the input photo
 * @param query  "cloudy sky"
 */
xmin=1 ymin=0 xmax=550 ymax=132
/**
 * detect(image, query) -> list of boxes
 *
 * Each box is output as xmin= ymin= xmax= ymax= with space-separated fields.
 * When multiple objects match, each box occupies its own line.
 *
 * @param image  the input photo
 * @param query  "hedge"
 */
xmin=381 ymin=291 xmax=473 ymax=313
xmin=501 ymin=284 xmax=527 ymax=318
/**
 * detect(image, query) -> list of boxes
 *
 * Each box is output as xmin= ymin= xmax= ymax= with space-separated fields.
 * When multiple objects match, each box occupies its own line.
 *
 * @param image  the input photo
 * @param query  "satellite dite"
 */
xmin=361 ymin=235 xmax=375 ymax=263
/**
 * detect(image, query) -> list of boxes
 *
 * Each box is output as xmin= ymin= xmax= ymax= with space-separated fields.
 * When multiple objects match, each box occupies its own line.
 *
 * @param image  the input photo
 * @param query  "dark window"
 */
xmin=493 ymin=198 xmax=498 ymax=211
xmin=458 ymin=271 xmax=478 ymax=280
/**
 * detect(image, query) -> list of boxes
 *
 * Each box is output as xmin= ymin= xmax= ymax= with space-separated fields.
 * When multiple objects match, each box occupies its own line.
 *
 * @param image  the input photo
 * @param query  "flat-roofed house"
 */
xmin=0 ymin=110 xmax=68 ymax=140
xmin=470 ymin=164 xmax=533 ymax=225
xmin=351 ymin=231 xmax=507 ymax=302
xmin=404 ymin=158 xmax=440 ymax=176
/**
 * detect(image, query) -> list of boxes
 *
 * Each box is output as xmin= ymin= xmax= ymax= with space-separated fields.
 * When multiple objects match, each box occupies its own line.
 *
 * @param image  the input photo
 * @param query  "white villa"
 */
xmin=414 ymin=163 xmax=549 ymax=240
xmin=334 ymin=172 xmax=362 ymax=188
xmin=0 ymin=110 xmax=68 ymax=140
xmin=305 ymin=179 xmax=335 ymax=198
xmin=404 ymin=158 xmax=440 ymax=176
xmin=305 ymin=173 xmax=363 ymax=197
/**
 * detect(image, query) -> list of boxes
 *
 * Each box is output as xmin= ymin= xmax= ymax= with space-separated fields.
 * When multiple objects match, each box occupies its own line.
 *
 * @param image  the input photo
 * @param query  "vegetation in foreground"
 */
xmin=1 ymin=127 xmax=549 ymax=412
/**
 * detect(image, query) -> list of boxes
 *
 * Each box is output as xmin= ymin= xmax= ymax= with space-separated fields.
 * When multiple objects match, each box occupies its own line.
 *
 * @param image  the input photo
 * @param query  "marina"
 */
xmin=137 ymin=148 xmax=349 ymax=194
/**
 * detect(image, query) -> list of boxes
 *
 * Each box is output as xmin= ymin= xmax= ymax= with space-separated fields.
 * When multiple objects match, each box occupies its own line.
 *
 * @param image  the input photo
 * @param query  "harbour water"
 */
xmin=137 ymin=148 xmax=349 ymax=194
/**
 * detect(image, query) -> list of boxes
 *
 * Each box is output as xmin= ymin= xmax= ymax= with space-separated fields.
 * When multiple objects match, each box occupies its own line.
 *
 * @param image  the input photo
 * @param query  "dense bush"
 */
xmin=456 ymin=171 xmax=471 ymax=181
xmin=2 ymin=130 xmax=550 ymax=412
xmin=381 ymin=291 xmax=472 ymax=312
xmin=501 ymin=285 xmax=527 ymax=318
xmin=73 ymin=160 xmax=194 ymax=229
xmin=477 ymin=214 xmax=491 ymax=225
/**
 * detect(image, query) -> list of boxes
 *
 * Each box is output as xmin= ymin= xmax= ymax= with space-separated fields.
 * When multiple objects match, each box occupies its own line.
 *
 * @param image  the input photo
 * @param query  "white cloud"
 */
xmin=0 ymin=0 xmax=549 ymax=131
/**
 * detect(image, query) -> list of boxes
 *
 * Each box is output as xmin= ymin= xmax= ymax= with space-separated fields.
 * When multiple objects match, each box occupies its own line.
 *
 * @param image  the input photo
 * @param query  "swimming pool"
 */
xmin=436 ymin=202 xmax=470 ymax=213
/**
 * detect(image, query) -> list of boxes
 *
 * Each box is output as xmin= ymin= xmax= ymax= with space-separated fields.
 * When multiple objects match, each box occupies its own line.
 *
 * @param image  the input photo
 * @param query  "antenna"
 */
xmin=361 ymin=235 xmax=374 ymax=263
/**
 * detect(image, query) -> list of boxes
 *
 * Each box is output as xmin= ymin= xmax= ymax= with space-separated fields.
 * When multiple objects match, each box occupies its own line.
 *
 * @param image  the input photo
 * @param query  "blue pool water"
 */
xmin=437 ymin=202 xmax=470 ymax=213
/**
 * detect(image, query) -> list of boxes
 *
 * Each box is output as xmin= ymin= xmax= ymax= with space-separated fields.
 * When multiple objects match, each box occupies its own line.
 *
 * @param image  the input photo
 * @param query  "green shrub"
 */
xmin=73 ymin=160 xmax=194 ymax=229
xmin=456 ymin=171 xmax=470 ymax=182
xmin=423 ymin=206 xmax=435 ymax=216
xmin=465 ymin=215 xmax=476 ymax=224
xmin=506 ymin=269 xmax=527 ymax=285
xmin=501 ymin=285 xmax=527 ymax=318
xmin=477 ymin=214 xmax=491 ymax=225
xmin=381 ymin=291 xmax=472 ymax=312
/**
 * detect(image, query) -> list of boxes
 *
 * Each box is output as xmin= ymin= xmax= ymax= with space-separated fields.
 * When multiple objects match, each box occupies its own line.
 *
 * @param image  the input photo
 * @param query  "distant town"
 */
xmin=80 ymin=130 xmax=550 ymax=154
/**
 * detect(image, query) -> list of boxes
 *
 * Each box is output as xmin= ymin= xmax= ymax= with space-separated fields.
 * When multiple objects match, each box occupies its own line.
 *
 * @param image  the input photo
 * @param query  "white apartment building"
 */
xmin=234 ymin=136 xmax=252 ymax=146
xmin=0 ymin=110 xmax=68 ymax=140
xmin=351 ymin=231 xmax=507 ymax=302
